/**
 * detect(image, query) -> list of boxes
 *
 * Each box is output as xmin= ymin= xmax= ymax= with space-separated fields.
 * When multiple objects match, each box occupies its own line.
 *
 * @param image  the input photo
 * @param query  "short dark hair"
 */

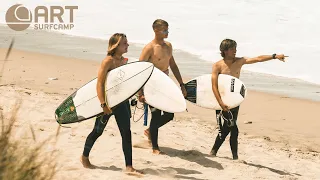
xmin=220 ymin=39 xmax=237 ymax=57
xmin=152 ymin=19 xmax=168 ymax=30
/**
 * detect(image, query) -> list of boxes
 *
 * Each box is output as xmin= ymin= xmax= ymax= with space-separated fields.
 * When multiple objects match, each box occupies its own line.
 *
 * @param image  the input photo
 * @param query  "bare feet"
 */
xmin=125 ymin=166 xmax=144 ymax=177
xmin=144 ymin=129 xmax=151 ymax=142
xmin=152 ymin=149 xmax=166 ymax=155
xmin=80 ymin=155 xmax=96 ymax=169
xmin=233 ymin=157 xmax=247 ymax=164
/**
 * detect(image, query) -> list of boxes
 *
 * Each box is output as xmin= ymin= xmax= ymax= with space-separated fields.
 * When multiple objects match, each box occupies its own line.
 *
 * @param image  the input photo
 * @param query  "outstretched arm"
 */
xmin=242 ymin=54 xmax=288 ymax=65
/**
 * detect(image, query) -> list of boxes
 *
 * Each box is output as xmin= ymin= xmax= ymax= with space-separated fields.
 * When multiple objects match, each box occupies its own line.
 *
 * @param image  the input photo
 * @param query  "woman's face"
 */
xmin=116 ymin=37 xmax=129 ymax=54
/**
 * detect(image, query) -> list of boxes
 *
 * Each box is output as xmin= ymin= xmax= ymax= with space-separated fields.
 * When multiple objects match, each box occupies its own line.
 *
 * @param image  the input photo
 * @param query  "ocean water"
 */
xmin=1 ymin=0 xmax=320 ymax=85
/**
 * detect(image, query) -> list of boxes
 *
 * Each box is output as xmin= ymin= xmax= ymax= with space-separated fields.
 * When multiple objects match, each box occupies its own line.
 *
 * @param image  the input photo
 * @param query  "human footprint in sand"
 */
xmin=210 ymin=38 xmax=288 ymax=160
xmin=137 ymin=19 xmax=187 ymax=155
xmin=80 ymin=33 xmax=143 ymax=176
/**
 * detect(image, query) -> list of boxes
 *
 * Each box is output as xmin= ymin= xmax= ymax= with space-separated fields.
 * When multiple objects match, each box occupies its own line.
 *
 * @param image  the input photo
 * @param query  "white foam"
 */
xmin=1 ymin=0 xmax=320 ymax=84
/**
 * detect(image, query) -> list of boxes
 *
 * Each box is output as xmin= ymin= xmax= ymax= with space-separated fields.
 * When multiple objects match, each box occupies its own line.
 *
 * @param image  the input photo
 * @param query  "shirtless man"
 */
xmin=138 ymin=19 xmax=187 ymax=154
xmin=210 ymin=38 xmax=287 ymax=160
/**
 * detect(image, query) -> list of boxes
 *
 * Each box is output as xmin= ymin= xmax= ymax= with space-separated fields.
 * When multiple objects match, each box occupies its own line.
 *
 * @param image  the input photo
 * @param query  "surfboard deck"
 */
xmin=55 ymin=61 xmax=154 ymax=124
xmin=143 ymin=67 xmax=187 ymax=113
xmin=185 ymin=74 xmax=247 ymax=110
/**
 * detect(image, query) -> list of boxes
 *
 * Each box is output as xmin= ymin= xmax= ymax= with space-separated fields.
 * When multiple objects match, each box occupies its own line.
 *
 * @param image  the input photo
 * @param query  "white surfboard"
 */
xmin=143 ymin=67 xmax=187 ymax=113
xmin=185 ymin=74 xmax=247 ymax=110
xmin=55 ymin=61 xmax=154 ymax=124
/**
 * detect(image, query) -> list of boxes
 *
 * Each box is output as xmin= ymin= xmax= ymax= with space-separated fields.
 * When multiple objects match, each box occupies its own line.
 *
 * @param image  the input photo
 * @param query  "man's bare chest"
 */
xmin=152 ymin=46 xmax=171 ymax=62
xmin=220 ymin=63 xmax=242 ymax=77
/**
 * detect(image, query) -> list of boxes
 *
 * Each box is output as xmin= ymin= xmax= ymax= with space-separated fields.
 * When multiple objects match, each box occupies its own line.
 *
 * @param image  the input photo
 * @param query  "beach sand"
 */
xmin=1 ymin=48 xmax=320 ymax=180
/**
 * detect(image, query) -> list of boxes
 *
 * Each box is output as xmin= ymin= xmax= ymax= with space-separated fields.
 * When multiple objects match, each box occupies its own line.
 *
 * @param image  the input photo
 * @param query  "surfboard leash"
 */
xmin=215 ymin=110 xmax=234 ymax=139
xmin=131 ymin=98 xmax=146 ymax=123
xmin=220 ymin=110 xmax=234 ymax=127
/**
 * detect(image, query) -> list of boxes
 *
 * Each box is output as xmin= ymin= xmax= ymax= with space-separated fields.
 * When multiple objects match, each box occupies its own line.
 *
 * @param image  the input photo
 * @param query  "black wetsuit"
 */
xmin=148 ymin=105 xmax=174 ymax=150
xmin=211 ymin=106 xmax=240 ymax=159
xmin=83 ymin=100 xmax=132 ymax=166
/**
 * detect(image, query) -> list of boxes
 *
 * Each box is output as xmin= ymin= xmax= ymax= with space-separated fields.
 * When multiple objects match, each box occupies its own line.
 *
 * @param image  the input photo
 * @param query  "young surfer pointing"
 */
xmin=210 ymin=38 xmax=288 ymax=160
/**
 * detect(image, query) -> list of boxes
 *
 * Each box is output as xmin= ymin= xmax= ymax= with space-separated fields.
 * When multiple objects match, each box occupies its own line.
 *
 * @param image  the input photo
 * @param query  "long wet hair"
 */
xmin=220 ymin=39 xmax=237 ymax=57
xmin=107 ymin=33 xmax=127 ymax=56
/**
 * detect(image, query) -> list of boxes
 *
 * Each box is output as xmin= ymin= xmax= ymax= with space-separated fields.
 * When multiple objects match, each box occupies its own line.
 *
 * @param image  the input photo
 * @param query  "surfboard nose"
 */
xmin=54 ymin=112 xmax=59 ymax=123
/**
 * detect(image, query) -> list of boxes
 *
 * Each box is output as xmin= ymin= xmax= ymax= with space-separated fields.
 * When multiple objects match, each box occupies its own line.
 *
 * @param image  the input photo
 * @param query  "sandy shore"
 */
xmin=1 ymin=48 xmax=320 ymax=180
